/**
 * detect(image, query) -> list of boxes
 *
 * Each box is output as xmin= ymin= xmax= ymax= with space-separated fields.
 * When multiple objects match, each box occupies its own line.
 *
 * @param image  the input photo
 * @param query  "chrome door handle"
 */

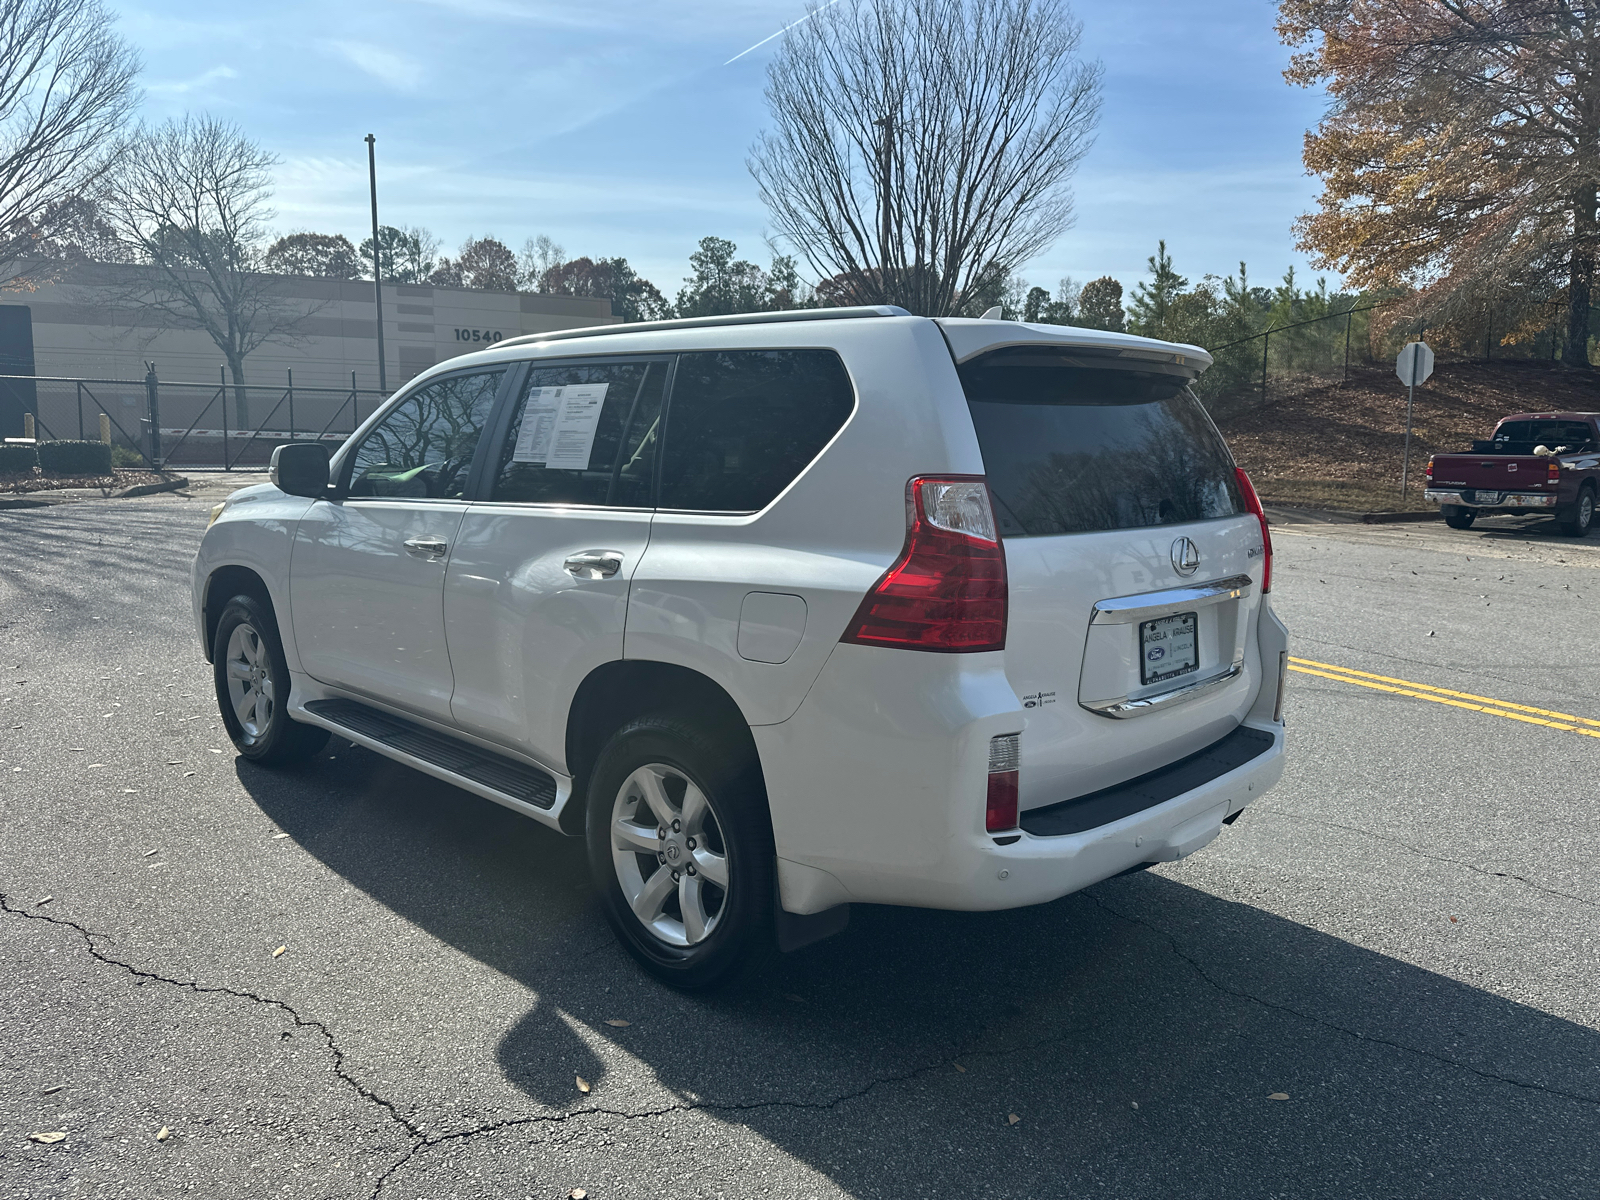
xmin=563 ymin=550 xmax=624 ymax=579
xmin=404 ymin=537 xmax=448 ymax=559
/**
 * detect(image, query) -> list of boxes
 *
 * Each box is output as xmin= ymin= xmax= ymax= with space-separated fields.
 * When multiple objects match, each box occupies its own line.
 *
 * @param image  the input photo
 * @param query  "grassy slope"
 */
xmin=1214 ymin=360 xmax=1600 ymax=512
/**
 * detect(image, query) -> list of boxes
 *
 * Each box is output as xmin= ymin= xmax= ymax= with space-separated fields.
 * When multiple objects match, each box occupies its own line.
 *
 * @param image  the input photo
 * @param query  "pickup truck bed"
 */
xmin=1425 ymin=411 xmax=1600 ymax=535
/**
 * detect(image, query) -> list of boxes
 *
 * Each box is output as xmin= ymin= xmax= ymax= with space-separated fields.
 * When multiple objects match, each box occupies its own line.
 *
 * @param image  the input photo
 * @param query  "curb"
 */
xmin=1360 ymin=510 xmax=1440 ymax=524
xmin=0 ymin=495 xmax=57 ymax=509
xmin=111 ymin=476 xmax=189 ymax=499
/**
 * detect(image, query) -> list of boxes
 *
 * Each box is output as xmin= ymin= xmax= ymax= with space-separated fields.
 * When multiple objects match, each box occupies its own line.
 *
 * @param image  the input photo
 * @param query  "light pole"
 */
xmin=365 ymin=134 xmax=387 ymax=393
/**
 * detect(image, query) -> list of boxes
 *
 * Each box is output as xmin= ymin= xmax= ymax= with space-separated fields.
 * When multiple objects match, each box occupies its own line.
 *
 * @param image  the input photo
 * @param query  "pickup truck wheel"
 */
xmin=586 ymin=716 xmax=774 ymax=989
xmin=212 ymin=594 xmax=330 ymax=765
xmin=1558 ymin=486 xmax=1595 ymax=537
xmin=1442 ymin=505 xmax=1476 ymax=530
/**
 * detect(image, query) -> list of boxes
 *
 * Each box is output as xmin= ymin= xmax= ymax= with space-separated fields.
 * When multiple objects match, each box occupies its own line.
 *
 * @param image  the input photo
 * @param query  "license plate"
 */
xmin=1469 ymin=490 xmax=1503 ymax=505
xmin=1140 ymin=612 xmax=1198 ymax=686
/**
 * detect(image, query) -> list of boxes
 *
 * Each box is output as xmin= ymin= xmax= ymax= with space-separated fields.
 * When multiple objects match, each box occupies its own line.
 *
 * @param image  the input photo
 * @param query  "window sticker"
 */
xmin=511 ymin=384 xmax=610 ymax=467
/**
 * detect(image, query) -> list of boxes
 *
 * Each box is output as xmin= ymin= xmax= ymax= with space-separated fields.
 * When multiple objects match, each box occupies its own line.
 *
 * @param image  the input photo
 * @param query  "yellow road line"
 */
xmin=1287 ymin=659 xmax=1600 ymax=739
xmin=1290 ymin=656 xmax=1600 ymax=728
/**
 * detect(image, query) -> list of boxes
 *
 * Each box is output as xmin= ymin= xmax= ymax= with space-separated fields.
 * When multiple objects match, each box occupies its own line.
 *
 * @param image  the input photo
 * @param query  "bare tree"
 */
xmin=750 ymin=0 xmax=1101 ymax=316
xmin=101 ymin=115 xmax=310 ymax=423
xmin=0 ymin=0 xmax=139 ymax=287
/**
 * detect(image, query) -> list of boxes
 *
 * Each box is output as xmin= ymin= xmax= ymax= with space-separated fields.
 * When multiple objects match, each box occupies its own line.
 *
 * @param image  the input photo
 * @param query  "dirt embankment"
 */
xmin=1215 ymin=360 xmax=1600 ymax=512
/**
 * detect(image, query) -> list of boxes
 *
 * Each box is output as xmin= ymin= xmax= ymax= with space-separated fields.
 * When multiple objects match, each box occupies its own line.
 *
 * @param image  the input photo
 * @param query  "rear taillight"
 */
xmin=1234 ymin=468 xmax=1272 ymax=594
xmin=985 ymin=734 xmax=1020 ymax=833
xmin=1549 ymin=459 xmax=1561 ymax=484
xmin=840 ymin=476 xmax=1007 ymax=652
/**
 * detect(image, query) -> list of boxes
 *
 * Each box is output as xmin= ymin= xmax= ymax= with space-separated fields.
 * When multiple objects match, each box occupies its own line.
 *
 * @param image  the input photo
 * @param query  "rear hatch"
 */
xmin=956 ymin=346 xmax=1266 ymax=810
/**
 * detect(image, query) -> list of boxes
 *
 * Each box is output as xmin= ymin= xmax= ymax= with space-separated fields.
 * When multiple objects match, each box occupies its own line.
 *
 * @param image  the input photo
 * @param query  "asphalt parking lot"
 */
xmin=2 ymin=491 xmax=1597 ymax=1199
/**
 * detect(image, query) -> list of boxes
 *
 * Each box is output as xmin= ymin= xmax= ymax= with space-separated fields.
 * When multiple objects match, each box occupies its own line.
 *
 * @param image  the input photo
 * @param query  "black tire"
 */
xmin=211 ymin=593 xmax=330 ymax=765
xmin=1558 ymin=486 xmax=1595 ymax=537
xmin=1442 ymin=505 xmax=1476 ymax=530
xmin=585 ymin=715 xmax=774 ymax=989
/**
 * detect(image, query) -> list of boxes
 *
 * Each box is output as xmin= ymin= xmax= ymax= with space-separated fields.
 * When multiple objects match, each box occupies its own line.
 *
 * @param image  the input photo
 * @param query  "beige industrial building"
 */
xmin=0 ymin=262 xmax=619 ymax=443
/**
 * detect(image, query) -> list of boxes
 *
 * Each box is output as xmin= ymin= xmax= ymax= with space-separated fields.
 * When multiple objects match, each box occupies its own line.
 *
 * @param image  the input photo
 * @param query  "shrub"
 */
xmin=0 ymin=443 xmax=37 ymax=475
xmin=37 ymin=440 xmax=113 ymax=476
xmin=110 ymin=443 xmax=144 ymax=468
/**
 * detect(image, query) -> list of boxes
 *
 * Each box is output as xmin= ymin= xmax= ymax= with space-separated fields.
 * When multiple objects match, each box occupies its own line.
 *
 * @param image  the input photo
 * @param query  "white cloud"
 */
xmin=321 ymin=41 xmax=425 ymax=91
xmin=146 ymin=65 xmax=239 ymax=94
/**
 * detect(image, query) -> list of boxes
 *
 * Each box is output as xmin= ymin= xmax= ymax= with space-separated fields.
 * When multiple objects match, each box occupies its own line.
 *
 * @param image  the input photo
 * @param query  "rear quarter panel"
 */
xmin=625 ymin=317 xmax=982 ymax=726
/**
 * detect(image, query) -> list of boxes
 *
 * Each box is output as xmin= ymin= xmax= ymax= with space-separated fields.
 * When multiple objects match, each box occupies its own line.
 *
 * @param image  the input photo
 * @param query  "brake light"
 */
xmin=840 ymin=476 xmax=1007 ymax=652
xmin=1234 ymin=468 xmax=1272 ymax=594
xmin=1549 ymin=459 xmax=1561 ymax=484
xmin=985 ymin=734 xmax=1020 ymax=833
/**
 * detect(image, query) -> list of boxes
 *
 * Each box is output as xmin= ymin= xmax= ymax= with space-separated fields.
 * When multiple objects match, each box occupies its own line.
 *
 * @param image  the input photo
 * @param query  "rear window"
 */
xmin=1492 ymin=420 xmax=1597 ymax=451
xmin=657 ymin=350 xmax=855 ymax=512
xmin=958 ymin=350 xmax=1243 ymax=538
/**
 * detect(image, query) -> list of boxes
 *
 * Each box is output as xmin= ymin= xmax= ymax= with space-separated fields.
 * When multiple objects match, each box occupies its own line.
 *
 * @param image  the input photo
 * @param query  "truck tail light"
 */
xmin=1234 ymin=468 xmax=1273 ymax=593
xmin=985 ymin=734 xmax=1020 ymax=833
xmin=840 ymin=476 xmax=1007 ymax=652
xmin=1549 ymin=459 xmax=1561 ymax=483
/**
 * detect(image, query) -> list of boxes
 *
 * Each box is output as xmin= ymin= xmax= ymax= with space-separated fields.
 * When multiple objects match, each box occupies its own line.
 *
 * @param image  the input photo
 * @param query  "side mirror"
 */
xmin=270 ymin=442 xmax=330 ymax=498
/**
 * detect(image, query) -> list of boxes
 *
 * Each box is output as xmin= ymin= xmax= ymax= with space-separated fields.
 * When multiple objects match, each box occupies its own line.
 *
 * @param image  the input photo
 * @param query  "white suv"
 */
xmin=193 ymin=307 xmax=1288 ymax=987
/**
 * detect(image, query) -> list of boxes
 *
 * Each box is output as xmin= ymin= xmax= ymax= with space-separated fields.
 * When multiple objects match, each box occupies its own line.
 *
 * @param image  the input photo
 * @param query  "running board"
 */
xmin=301 ymin=698 xmax=559 ymax=812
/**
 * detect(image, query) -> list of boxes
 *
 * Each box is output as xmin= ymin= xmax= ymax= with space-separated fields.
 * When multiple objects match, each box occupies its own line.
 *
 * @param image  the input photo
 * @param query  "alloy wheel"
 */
xmin=224 ymin=622 xmax=275 ymax=744
xmin=610 ymin=763 xmax=730 ymax=947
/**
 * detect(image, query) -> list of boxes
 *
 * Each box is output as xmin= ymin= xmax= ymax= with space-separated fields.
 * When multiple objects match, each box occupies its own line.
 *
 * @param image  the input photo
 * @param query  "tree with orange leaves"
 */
xmin=1281 ymin=0 xmax=1600 ymax=365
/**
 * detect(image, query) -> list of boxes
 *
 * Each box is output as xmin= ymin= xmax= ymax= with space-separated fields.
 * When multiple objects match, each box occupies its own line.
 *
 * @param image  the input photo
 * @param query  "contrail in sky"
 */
xmin=724 ymin=0 xmax=843 ymax=65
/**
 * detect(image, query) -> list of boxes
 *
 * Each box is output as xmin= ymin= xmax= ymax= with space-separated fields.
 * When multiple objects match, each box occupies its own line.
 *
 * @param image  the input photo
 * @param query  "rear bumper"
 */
xmin=1425 ymin=488 xmax=1559 ymax=509
xmin=756 ymin=603 xmax=1290 ymax=915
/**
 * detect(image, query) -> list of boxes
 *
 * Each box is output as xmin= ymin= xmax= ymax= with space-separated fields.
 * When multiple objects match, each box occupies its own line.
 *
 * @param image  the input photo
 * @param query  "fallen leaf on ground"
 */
xmin=569 ymin=1190 xmax=588 ymax=1199
xmin=1131 ymin=1101 xmax=1139 ymax=1110
xmin=122 ymin=788 xmax=137 ymax=794
xmin=29 ymin=1132 xmax=66 ymax=1144
xmin=1006 ymin=1113 xmax=1020 ymax=1125
xmin=271 ymin=833 xmax=289 ymax=839
xmin=68 ymin=748 xmax=85 ymax=752
xmin=143 ymin=848 xmax=158 ymax=857
xmin=1449 ymin=916 xmax=1458 ymax=923
xmin=41 ymin=1085 xmax=62 ymax=1094
xmin=575 ymin=1076 xmax=591 ymax=1094
xmin=183 ymin=772 xmax=195 ymax=778
xmin=87 ymin=763 xmax=103 ymax=768
xmin=782 ymin=993 xmax=805 ymax=1003
xmin=156 ymin=1126 xmax=170 ymax=1141
xmin=1268 ymin=1093 xmax=1290 ymax=1101
xmin=272 ymin=945 xmax=286 ymax=958
xmin=166 ymin=760 xmax=182 ymax=765
xmin=604 ymin=1019 xmax=631 ymax=1028
xmin=36 ymin=896 xmax=52 ymax=906
xmin=953 ymin=1063 xmax=966 ymax=1073
xmin=208 ymin=749 xmax=222 ymax=753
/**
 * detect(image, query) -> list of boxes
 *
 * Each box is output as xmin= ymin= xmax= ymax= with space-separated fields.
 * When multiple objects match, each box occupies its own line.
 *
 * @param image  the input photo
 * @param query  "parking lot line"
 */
xmin=1287 ymin=656 xmax=1600 ymax=739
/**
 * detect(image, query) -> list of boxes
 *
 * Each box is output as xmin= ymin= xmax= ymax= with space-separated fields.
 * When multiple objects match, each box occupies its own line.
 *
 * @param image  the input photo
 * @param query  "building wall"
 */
xmin=0 ymin=263 xmax=618 ymax=391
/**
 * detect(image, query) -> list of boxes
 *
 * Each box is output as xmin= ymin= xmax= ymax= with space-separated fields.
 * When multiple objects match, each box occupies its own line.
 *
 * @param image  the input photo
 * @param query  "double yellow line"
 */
xmin=1288 ymin=656 xmax=1600 ymax=740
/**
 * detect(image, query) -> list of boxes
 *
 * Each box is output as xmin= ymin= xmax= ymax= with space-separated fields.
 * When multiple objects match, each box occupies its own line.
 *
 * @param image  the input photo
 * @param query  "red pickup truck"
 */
xmin=1425 ymin=411 xmax=1600 ymax=535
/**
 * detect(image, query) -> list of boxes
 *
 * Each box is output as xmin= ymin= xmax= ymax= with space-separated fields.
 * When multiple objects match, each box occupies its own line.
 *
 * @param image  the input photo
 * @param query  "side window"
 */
xmin=347 ymin=370 xmax=504 ymax=499
xmin=657 ymin=350 xmax=855 ymax=513
xmin=490 ymin=359 xmax=667 ymax=507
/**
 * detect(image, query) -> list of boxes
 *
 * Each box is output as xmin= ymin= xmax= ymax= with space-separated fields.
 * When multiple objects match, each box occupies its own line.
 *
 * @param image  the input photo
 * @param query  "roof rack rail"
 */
xmin=496 ymin=305 xmax=912 ymax=349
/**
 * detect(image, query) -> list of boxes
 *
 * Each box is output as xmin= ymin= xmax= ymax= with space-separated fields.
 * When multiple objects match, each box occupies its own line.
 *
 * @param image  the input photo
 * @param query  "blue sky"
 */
xmin=119 ymin=0 xmax=1332 ymax=300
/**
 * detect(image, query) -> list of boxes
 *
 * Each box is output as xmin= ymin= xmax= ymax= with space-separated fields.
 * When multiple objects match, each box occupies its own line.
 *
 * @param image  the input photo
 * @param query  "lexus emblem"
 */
xmin=1171 ymin=536 xmax=1200 ymax=577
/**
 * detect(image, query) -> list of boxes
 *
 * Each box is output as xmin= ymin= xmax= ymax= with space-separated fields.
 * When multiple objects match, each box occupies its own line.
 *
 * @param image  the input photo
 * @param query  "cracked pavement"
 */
xmin=2 ymin=494 xmax=1598 ymax=1199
